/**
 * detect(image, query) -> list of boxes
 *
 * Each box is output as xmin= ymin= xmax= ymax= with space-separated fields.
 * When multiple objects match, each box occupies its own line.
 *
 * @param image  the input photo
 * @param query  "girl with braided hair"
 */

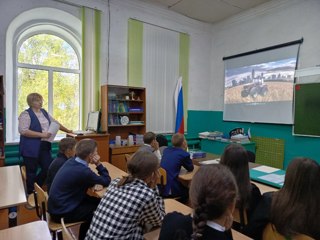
xmin=159 ymin=164 xmax=238 ymax=240
xmin=85 ymin=151 xmax=165 ymax=240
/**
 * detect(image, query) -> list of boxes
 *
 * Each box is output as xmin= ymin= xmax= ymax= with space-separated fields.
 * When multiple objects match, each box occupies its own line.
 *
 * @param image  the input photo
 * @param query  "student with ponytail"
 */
xmin=85 ymin=151 xmax=165 ymax=240
xmin=159 ymin=164 xmax=238 ymax=240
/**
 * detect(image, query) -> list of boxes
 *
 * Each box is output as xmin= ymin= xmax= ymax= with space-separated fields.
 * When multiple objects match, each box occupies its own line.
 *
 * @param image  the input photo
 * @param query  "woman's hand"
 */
xmin=42 ymin=132 xmax=52 ymax=138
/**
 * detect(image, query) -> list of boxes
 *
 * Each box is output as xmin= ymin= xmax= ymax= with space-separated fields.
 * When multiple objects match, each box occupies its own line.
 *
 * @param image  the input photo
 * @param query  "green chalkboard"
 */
xmin=294 ymin=83 xmax=320 ymax=136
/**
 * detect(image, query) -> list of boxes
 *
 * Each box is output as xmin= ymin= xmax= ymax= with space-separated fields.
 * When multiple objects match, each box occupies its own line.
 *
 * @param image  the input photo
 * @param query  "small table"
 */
xmin=0 ymin=166 xmax=27 ymax=227
xmin=0 ymin=220 xmax=51 ymax=240
xmin=67 ymin=133 xmax=110 ymax=162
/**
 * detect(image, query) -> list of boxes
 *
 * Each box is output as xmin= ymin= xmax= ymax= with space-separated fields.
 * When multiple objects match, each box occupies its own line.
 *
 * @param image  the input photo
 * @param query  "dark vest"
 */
xmin=19 ymin=108 xmax=51 ymax=158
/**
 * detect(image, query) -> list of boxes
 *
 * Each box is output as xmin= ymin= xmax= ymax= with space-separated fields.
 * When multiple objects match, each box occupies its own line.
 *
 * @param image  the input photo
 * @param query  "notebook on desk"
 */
xmin=73 ymin=111 xmax=100 ymax=135
xmin=250 ymin=165 xmax=285 ymax=188
xmin=199 ymin=159 xmax=220 ymax=165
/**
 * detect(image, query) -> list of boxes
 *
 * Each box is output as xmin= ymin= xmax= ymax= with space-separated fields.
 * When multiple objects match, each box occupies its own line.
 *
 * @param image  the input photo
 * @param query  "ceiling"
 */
xmin=144 ymin=0 xmax=272 ymax=24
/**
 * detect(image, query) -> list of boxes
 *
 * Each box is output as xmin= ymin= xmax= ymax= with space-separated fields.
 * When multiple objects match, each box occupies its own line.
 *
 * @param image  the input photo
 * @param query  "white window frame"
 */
xmin=6 ymin=7 xmax=82 ymax=143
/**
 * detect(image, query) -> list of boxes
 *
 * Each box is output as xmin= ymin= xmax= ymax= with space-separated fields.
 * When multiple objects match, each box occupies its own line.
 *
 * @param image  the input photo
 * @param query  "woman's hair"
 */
xmin=270 ymin=157 xmax=320 ymax=238
xmin=190 ymin=165 xmax=238 ymax=239
xmin=156 ymin=134 xmax=168 ymax=147
xmin=75 ymin=139 xmax=97 ymax=159
xmin=26 ymin=93 xmax=43 ymax=107
xmin=118 ymin=151 xmax=159 ymax=186
xmin=220 ymin=143 xmax=251 ymax=208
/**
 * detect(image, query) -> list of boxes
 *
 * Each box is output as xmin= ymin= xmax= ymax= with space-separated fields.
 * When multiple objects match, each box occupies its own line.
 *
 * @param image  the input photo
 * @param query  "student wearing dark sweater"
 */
xmin=220 ymin=144 xmax=261 ymax=228
xmin=48 ymin=139 xmax=111 ymax=240
xmin=160 ymin=133 xmax=194 ymax=200
xmin=46 ymin=137 xmax=76 ymax=192
xmin=159 ymin=165 xmax=238 ymax=240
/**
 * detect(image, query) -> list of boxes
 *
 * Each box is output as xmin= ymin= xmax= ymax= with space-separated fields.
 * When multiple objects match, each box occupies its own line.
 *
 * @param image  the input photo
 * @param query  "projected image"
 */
xmin=224 ymin=58 xmax=296 ymax=104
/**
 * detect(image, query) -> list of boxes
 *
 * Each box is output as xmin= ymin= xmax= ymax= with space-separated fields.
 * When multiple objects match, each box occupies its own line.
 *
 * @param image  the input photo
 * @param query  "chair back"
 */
xmin=157 ymin=167 xmax=167 ymax=185
xmin=61 ymin=218 xmax=76 ymax=240
xmin=262 ymin=223 xmax=286 ymax=240
xmin=233 ymin=207 xmax=248 ymax=229
xmin=34 ymin=183 xmax=49 ymax=220
xmin=21 ymin=166 xmax=27 ymax=182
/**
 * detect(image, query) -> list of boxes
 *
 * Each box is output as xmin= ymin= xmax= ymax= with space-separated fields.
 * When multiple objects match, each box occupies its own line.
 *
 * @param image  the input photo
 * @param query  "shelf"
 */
xmin=108 ymin=99 xmax=143 ymax=102
xmin=108 ymin=112 xmax=144 ymax=115
xmin=109 ymin=124 xmax=145 ymax=127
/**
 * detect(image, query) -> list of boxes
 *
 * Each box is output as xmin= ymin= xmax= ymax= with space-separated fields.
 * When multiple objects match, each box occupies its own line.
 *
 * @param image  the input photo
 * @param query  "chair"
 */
xmin=233 ymin=207 xmax=248 ymax=230
xmin=20 ymin=165 xmax=35 ymax=208
xmin=263 ymin=223 xmax=315 ymax=240
xmin=124 ymin=154 xmax=132 ymax=172
xmin=61 ymin=218 xmax=76 ymax=240
xmin=156 ymin=167 xmax=167 ymax=196
xmin=33 ymin=183 xmax=83 ymax=240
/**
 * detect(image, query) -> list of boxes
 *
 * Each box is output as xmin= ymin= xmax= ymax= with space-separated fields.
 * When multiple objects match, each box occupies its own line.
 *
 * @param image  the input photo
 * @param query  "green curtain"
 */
xmin=128 ymin=19 xmax=143 ymax=87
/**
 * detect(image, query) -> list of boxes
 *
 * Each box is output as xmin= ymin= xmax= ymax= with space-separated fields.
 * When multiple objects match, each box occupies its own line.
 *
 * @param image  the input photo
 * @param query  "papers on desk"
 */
xmin=253 ymin=165 xmax=280 ymax=173
xmin=73 ymin=130 xmax=94 ymax=135
xmin=258 ymin=173 xmax=285 ymax=186
xmin=199 ymin=159 xmax=220 ymax=165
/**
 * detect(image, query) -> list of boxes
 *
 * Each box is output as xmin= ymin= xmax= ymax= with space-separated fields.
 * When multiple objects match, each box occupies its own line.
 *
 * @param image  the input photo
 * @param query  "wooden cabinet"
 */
xmin=0 ymin=76 xmax=4 ymax=167
xmin=101 ymin=85 xmax=146 ymax=140
xmin=109 ymin=145 xmax=140 ymax=172
xmin=67 ymin=133 xmax=110 ymax=162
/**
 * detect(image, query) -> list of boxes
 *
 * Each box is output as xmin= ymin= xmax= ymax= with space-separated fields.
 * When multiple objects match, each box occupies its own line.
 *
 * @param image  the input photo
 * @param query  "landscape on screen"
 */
xmin=224 ymin=58 xmax=296 ymax=104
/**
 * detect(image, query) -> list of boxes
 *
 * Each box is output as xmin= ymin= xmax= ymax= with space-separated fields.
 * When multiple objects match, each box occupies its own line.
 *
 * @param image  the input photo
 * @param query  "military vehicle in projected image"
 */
xmin=241 ymin=81 xmax=268 ymax=98
xmin=241 ymin=69 xmax=268 ymax=98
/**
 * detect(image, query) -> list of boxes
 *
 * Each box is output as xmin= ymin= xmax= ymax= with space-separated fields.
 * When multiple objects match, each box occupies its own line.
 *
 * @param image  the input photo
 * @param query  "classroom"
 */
xmin=0 ymin=0 xmax=320 ymax=239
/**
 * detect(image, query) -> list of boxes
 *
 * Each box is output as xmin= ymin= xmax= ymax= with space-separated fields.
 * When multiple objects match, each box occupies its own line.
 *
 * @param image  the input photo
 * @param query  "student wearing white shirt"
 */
xmin=137 ymin=132 xmax=161 ymax=161
xmin=159 ymin=164 xmax=238 ymax=240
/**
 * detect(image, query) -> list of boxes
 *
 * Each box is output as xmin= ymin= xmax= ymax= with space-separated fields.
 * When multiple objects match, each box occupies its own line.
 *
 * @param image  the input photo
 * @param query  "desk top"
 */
xmin=0 ymin=166 xmax=26 ymax=209
xmin=250 ymin=166 xmax=285 ymax=189
xmin=0 ymin=220 xmax=51 ymax=240
xmin=89 ymin=162 xmax=128 ymax=198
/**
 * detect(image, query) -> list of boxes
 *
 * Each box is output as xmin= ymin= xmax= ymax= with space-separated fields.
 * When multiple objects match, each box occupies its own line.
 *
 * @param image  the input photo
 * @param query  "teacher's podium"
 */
xmin=67 ymin=133 xmax=110 ymax=162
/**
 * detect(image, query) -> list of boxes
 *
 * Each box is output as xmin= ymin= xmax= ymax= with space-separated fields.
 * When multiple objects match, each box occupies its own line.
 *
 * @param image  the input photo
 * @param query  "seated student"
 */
xmin=159 ymin=164 xmax=238 ymax=240
xmin=46 ymin=137 xmax=77 ymax=192
xmin=270 ymin=157 xmax=320 ymax=239
xmin=220 ymin=144 xmax=261 ymax=226
xmin=156 ymin=134 xmax=169 ymax=155
xmin=48 ymin=139 xmax=111 ymax=240
xmin=85 ymin=151 xmax=165 ymax=240
xmin=160 ymin=133 xmax=194 ymax=200
xmin=243 ymin=157 xmax=320 ymax=240
xmin=138 ymin=131 xmax=161 ymax=161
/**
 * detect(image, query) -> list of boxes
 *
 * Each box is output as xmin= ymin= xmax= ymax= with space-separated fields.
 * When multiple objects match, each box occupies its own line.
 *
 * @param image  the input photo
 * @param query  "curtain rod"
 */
xmin=223 ymin=38 xmax=304 ymax=61
xmin=129 ymin=18 xmax=188 ymax=35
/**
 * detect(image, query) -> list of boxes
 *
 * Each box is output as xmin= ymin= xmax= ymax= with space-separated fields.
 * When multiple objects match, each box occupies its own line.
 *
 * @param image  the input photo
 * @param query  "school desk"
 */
xmin=0 ymin=220 xmax=51 ymax=240
xmin=0 ymin=165 xmax=26 ymax=227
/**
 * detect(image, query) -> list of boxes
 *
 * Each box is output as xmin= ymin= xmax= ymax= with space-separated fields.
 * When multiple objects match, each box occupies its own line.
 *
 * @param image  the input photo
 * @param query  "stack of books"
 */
xmin=190 ymin=151 xmax=206 ymax=159
xmin=198 ymin=131 xmax=223 ymax=139
xmin=230 ymin=134 xmax=250 ymax=143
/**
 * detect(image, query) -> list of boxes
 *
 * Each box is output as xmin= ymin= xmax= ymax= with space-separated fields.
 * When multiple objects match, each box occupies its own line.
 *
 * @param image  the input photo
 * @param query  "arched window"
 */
xmin=17 ymin=34 xmax=80 ymax=132
xmin=6 ymin=7 xmax=81 ymax=142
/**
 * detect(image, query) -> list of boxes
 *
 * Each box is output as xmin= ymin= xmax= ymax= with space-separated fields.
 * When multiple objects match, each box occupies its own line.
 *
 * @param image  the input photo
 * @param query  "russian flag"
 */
xmin=174 ymin=76 xmax=184 ymax=134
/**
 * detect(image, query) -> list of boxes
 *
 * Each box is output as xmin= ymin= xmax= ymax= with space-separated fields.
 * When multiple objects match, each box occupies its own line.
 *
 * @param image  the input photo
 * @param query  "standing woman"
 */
xmin=18 ymin=93 xmax=72 ymax=195
xmin=220 ymin=144 xmax=261 ymax=225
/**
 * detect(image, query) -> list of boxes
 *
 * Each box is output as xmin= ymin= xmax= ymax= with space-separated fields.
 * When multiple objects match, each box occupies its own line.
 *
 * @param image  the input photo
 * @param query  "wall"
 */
xmin=107 ymin=0 xmax=213 ymax=110
xmin=188 ymin=110 xmax=320 ymax=168
xmin=209 ymin=0 xmax=320 ymax=110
